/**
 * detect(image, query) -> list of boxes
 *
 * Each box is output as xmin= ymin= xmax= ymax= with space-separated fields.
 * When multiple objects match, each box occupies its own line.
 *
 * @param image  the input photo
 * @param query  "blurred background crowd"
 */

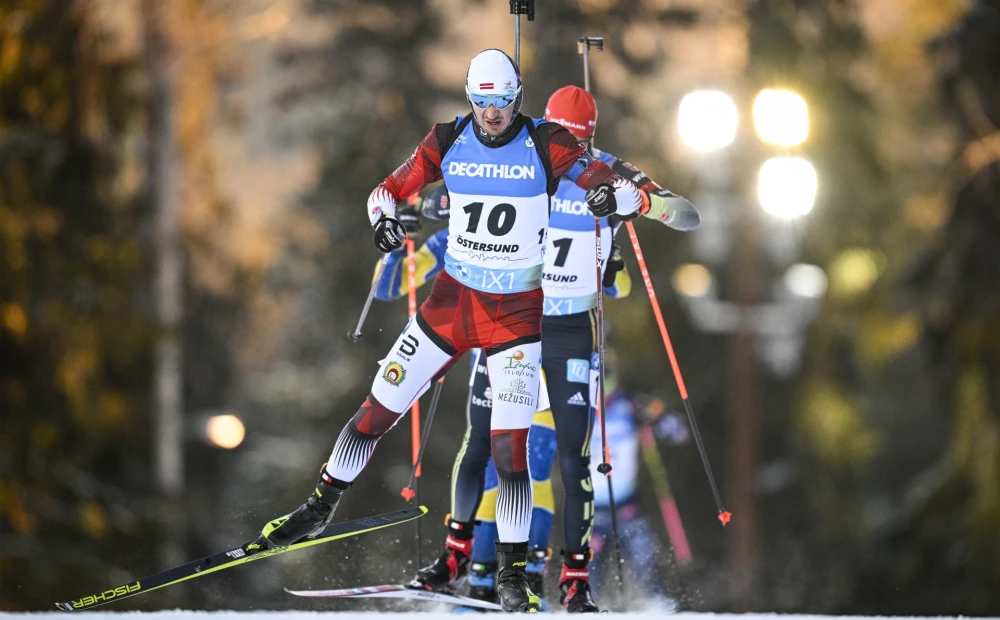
xmin=2 ymin=0 xmax=999 ymax=613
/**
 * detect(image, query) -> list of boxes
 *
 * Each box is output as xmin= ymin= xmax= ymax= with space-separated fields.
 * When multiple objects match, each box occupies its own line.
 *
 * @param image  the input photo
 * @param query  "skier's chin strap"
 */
xmin=471 ymin=112 xmax=526 ymax=148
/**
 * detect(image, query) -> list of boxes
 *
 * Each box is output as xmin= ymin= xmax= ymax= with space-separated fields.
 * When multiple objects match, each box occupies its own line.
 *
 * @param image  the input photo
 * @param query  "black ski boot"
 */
xmin=496 ymin=542 xmax=542 ymax=613
xmin=525 ymin=547 xmax=549 ymax=606
xmin=559 ymin=549 xmax=600 ymax=613
xmin=408 ymin=519 xmax=474 ymax=593
xmin=467 ymin=561 xmax=499 ymax=604
xmin=249 ymin=469 xmax=349 ymax=550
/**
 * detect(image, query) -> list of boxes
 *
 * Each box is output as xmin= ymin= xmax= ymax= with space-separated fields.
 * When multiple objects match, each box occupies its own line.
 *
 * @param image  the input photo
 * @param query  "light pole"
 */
xmin=676 ymin=88 xmax=821 ymax=611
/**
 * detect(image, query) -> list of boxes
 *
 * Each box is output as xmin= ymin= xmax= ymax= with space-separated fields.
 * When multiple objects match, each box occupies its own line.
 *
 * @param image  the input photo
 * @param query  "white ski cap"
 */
xmin=466 ymin=49 xmax=520 ymax=95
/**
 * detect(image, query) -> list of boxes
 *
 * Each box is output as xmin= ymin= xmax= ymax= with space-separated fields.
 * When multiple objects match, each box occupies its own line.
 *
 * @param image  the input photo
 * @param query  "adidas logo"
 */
xmin=567 ymin=392 xmax=587 ymax=406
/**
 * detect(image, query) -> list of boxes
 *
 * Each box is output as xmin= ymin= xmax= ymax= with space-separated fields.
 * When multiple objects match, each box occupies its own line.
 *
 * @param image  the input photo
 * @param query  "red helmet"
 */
xmin=544 ymin=85 xmax=598 ymax=140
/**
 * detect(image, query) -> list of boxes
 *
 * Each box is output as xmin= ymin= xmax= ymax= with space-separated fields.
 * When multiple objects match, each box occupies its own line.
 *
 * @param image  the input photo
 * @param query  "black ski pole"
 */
xmin=624 ymin=223 xmax=731 ymax=526
xmin=579 ymin=35 xmax=625 ymax=588
xmin=401 ymin=378 xmax=445 ymax=503
xmin=347 ymin=253 xmax=390 ymax=342
xmin=510 ymin=1 xmax=536 ymax=67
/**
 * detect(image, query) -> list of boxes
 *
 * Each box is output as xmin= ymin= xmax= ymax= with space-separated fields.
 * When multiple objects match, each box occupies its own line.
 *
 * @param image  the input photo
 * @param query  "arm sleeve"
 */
xmin=608 ymin=157 xmax=701 ymax=231
xmin=367 ymin=123 xmax=450 ymax=225
xmin=537 ymin=122 xmax=621 ymax=191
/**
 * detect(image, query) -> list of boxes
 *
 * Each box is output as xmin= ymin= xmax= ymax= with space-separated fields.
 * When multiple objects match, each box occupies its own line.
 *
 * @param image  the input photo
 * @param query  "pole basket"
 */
xmin=510 ymin=0 xmax=535 ymax=20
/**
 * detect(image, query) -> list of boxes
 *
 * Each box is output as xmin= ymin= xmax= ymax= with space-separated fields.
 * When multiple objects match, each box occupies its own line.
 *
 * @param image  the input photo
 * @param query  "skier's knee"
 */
xmin=558 ymin=453 xmax=591 ymax=494
xmin=490 ymin=428 xmax=530 ymax=477
xmin=348 ymin=393 xmax=404 ymax=437
xmin=461 ymin=428 xmax=492 ymax=466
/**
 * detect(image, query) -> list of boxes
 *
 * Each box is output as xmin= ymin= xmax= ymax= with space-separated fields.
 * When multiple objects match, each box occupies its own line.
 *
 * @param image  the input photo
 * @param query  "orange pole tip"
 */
xmin=401 ymin=487 xmax=417 ymax=502
xmin=718 ymin=510 xmax=732 ymax=526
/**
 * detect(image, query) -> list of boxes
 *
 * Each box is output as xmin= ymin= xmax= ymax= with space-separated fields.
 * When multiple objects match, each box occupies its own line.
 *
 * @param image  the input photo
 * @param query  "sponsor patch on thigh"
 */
xmin=567 ymin=358 xmax=589 ymax=384
xmin=382 ymin=361 xmax=407 ymax=386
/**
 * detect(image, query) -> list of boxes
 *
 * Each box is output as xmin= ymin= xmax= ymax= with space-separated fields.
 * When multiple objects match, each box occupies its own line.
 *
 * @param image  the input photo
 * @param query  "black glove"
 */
xmin=373 ymin=215 xmax=406 ymax=253
xmin=396 ymin=205 xmax=422 ymax=233
xmin=585 ymin=183 xmax=617 ymax=218
xmin=602 ymin=243 xmax=625 ymax=288
xmin=421 ymin=185 xmax=450 ymax=220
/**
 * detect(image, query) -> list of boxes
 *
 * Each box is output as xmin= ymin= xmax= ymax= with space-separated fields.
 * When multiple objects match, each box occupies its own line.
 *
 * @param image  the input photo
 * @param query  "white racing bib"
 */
xmin=442 ymin=119 xmax=550 ymax=294
xmin=542 ymin=178 xmax=614 ymax=316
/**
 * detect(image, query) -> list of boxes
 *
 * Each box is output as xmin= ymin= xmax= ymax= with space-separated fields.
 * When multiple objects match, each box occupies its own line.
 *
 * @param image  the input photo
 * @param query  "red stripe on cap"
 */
xmin=479 ymin=82 xmax=494 ymax=89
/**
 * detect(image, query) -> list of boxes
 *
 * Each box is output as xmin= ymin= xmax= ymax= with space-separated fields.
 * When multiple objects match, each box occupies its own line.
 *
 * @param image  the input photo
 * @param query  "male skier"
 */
xmin=252 ymin=50 xmax=642 ymax=613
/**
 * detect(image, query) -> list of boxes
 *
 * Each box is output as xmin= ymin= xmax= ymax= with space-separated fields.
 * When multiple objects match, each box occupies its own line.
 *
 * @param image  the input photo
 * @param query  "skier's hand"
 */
xmin=421 ymin=185 xmax=450 ymax=220
xmin=396 ymin=205 xmax=422 ymax=233
xmin=602 ymin=243 xmax=625 ymax=288
xmin=373 ymin=215 xmax=406 ymax=253
xmin=586 ymin=183 xmax=616 ymax=218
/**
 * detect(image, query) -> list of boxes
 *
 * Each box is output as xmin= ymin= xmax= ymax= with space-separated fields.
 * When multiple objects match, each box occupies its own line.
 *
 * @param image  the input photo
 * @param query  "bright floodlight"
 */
xmin=753 ymin=89 xmax=809 ymax=147
xmin=672 ymin=263 xmax=713 ymax=298
xmin=206 ymin=414 xmax=245 ymax=449
xmin=758 ymin=157 xmax=818 ymax=218
xmin=784 ymin=264 xmax=828 ymax=299
xmin=678 ymin=90 xmax=738 ymax=152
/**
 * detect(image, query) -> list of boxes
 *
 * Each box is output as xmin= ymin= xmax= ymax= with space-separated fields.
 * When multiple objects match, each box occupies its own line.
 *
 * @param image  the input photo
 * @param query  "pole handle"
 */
xmin=509 ymin=0 xmax=535 ymax=20
xmin=576 ymin=36 xmax=604 ymax=53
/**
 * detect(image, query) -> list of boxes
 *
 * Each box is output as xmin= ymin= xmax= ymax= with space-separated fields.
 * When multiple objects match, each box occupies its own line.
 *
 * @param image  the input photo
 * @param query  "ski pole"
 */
xmin=401 ymin=236 xmax=425 ymax=565
xmin=625 ymin=222 xmax=731 ymax=526
xmin=510 ymin=1 xmax=535 ymax=66
xmin=638 ymin=414 xmax=693 ymax=564
xmin=347 ymin=253 xmax=389 ymax=342
xmin=579 ymin=34 xmax=625 ymax=587
xmin=402 ymin=377 xmax=444 ymax=502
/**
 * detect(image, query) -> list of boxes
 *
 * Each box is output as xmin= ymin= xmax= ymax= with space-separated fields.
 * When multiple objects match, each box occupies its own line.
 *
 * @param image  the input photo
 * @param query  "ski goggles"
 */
xmin=466 ymin=87 xmax=521 ymax=110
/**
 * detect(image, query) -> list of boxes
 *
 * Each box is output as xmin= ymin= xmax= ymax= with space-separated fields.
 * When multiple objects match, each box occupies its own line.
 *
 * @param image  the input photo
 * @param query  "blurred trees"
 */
xmin=737 ymin=0 xmax=1000 ymax=615
xmin=744 ymin=0 xmax=901 ymax=613
xmin=885 ymin=0 xmax=1000 ymax=613
xmin=2 ymin=0 xmax=999 ymax=614
xmin=0 ymin=0 xmax=157 ymax=608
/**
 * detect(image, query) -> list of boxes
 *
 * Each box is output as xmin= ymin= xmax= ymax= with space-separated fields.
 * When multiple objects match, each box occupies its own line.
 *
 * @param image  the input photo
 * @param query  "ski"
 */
xmin=55 ymin=506 xmax=428 ymax=612
xmin=286 ymin=584 xmax=502 ymax=611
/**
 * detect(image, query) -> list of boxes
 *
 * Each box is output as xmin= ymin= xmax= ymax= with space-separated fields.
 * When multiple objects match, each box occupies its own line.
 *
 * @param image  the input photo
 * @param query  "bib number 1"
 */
xmin=552 ymin=238 xmax=573 ymax=267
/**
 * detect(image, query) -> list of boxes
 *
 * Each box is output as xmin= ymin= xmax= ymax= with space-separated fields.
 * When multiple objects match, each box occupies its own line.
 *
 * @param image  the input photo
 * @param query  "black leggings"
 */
xmin=450 ymin=311 xmax=598 ymax=554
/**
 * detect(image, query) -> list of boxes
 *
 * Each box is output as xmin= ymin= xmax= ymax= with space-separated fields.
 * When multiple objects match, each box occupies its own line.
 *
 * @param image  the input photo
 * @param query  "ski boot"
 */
xmin=496 ymin=542 xmax=542 ymax=613
xmin=408 ymin=518 xmax=474 ymax=593
xmin=467 ymin=561 xmax=499 ymax=604
xmin=526 ymin=547 xmax=550 ymax=611
xmin=249 ymin=469 xmax=349 ymax=550
xmin=451 ymin=561 xmax=498 ymax=613
xmin=559 ymin=549 xmax=600 ymax=613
